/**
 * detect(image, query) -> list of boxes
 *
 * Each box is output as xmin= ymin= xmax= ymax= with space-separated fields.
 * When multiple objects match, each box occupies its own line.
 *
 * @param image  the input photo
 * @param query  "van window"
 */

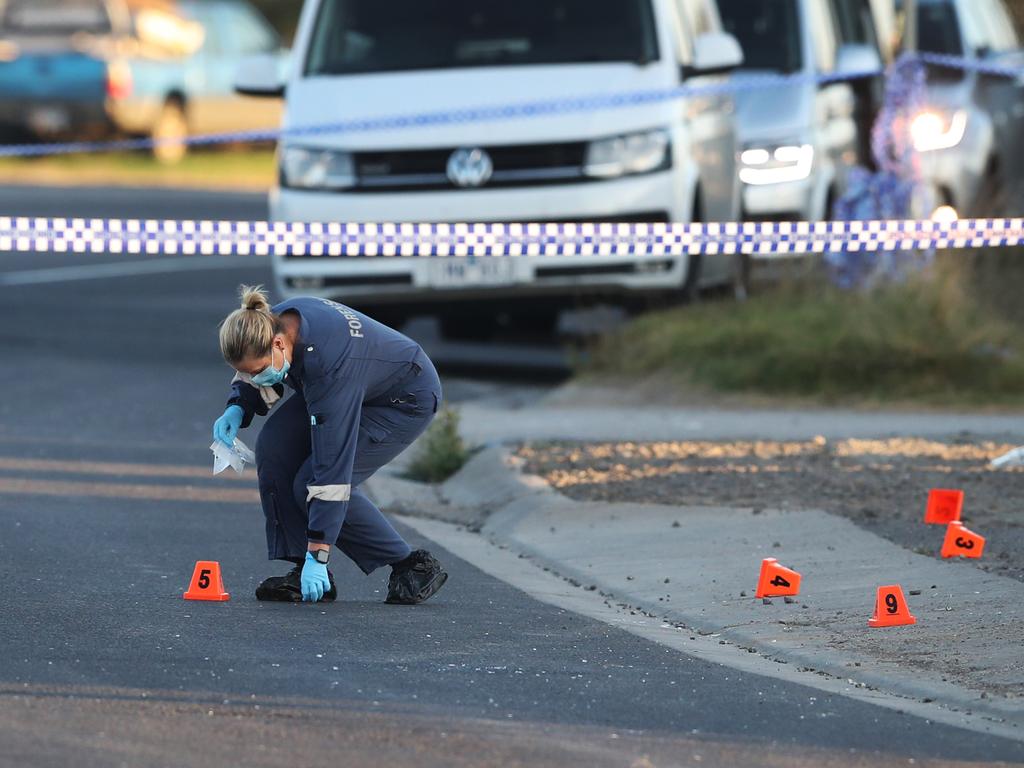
xmin=1 ymin=0 xmax=112 ymax=35
xmin=718 ymin=0 xmax=803 ymax=73
xmin=305 ymin=0 xmax=660 ymax=76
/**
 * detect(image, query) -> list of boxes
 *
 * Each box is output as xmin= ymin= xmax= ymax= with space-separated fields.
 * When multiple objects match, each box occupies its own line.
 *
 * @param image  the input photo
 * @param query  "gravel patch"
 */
xmin=516 ymin=435 xmax=1024 ymax=583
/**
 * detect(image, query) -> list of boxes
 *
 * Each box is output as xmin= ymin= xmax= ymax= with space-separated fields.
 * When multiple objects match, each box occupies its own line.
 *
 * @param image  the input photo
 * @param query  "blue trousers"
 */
xmin=255 ymin=361 xmax=441 ymax=574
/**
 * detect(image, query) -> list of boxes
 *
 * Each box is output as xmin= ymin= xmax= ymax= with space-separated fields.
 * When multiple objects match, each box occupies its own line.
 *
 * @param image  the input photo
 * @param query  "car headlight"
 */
xmin=280 ymin=146 xmax=356 ymax=190
xmin=910 ymin=109 xmax=967 ymax=153
xmin=584 ymin=129 xmax=671 ymax=179
xmin=739 ymin=143 xmax=814 ymax=186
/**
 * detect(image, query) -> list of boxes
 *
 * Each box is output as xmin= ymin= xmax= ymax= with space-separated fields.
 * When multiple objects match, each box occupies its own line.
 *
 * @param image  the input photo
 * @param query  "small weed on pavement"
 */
xmin=406 ymin=407 xmax=471 ymax=483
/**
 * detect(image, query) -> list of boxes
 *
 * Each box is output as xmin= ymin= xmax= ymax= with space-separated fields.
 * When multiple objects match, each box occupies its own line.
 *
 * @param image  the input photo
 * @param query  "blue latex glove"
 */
xmin=213 ymin=405 xmax=244 ymax=448
xmin=301 ymin=551 xmax=331 ymax=602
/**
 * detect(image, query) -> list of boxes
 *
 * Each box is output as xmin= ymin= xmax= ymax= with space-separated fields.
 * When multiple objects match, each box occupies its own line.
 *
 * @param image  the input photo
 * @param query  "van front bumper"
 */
xmin=269 ymin=172 xmax=693 ymax=304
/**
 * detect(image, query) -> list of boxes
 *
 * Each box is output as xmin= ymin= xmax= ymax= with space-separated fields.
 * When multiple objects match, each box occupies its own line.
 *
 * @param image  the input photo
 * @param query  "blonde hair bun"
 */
xmin=240 ymin=284 xmax=271 ymax=313
xmin=219 ymin=284 xmax=279 ymax=364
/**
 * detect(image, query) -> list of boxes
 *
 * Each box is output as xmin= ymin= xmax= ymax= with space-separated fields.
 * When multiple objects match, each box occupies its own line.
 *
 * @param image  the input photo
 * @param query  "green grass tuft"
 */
xmin=405 ymin=407 xmax=471 ymax=483
xmin=581 ymin=271 xmax=1024 ymax=406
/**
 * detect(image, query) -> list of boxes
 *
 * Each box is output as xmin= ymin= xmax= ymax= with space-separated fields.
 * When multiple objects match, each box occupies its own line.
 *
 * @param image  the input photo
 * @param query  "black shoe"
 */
xmin=386 ymin=549 xmax=448 ymax=605
xmin=255 ymin=563 xmax=337 ymax=602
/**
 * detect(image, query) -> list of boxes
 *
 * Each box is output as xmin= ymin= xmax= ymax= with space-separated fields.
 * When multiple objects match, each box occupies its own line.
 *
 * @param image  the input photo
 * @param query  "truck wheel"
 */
xmin=152 ymin=100 xmax=188 ymax=165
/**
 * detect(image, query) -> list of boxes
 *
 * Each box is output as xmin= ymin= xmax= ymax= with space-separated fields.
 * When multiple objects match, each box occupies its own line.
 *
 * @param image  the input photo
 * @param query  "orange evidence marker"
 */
xmin=183 ymin=561 xmax=230 ymax=601
xmin=941 ymin=522 xmax=986 ymax=559
xmin=924 ymin=489 xmax=963 ymax=525
xmin=868 ymin=585 xmax=916 ymax=627
xmin=754 ymin=558 xmax=802 ymax=598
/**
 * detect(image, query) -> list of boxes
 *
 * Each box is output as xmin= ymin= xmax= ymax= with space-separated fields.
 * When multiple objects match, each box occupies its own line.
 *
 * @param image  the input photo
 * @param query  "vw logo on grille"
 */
xmin=446 ymin=148 xmax=494 ymax=188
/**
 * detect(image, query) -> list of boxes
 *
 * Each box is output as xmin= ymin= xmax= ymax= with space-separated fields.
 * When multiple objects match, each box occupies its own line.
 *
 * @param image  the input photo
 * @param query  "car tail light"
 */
xmin=106 ymin=61 xmax=133 ymax=100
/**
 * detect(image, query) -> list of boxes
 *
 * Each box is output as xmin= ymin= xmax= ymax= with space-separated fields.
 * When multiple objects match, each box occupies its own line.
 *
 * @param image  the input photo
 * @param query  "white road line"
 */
xmin=396 ymin=514 xmax=1024 ymax=745
xmin=0 ymin=256 xmax=266 ymax=286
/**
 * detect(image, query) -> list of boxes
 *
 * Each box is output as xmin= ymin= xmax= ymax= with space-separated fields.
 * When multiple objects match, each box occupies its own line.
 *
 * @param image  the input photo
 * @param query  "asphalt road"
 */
xmin=0 ymin=186 xmax=1022 ymax=767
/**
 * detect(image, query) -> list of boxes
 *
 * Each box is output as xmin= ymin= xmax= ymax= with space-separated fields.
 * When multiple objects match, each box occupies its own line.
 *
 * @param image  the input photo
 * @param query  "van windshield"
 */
xmin=1 ymin=0 xmax=112 ymax=35
xmin=304 ymin=0 xmax=660 ymax=76
xmin=717 ymin=0 xmax=803 ymax=73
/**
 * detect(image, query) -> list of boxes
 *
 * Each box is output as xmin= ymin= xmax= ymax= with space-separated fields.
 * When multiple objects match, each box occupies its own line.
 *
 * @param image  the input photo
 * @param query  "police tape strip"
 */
xmin=0 ymin=67 xmax=885 ymax=159
xmin=0 ymin=217 xmax=1021 ymax=259
xmin=0 ymin=52 xmax=1017 ymax=160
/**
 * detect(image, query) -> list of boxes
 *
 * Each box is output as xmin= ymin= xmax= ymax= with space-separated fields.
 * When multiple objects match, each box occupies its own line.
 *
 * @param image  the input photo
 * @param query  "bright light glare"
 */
xmin=931 ymin=205 xmax=959 ymax=223
xmin=911 ymin=110 xmax=967 ymax=152
xmin=739 ymin=144 xmax=814 ymax=186
xmin=740 ymin=148 xmax=770 ymax=166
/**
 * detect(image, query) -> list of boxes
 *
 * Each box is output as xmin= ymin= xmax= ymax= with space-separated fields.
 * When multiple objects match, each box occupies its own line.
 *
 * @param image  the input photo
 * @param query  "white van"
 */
xmin=236 ymin=0 xmax=743 ymax=335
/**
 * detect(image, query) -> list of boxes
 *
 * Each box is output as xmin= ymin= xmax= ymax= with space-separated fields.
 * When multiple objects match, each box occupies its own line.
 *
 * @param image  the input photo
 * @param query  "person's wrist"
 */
xmin=307 ymin=544 xmax=330 ymax=565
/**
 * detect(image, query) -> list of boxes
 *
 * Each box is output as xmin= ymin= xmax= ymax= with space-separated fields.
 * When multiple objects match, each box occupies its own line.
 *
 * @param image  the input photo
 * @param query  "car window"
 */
xmin=304 ymin=0 xmax=660 ymax=76
xmin=831 ymin=0 xmax=880 ymax=51
xmin=808 ymin=0 xmax=840 ymax=72
xmin=1 ymin=0 xmax=112 ymax=35
xmin=718 ymin=0 xmax=803 ymax=73
xmin=914 ymin=0 xmax=964 ymax=56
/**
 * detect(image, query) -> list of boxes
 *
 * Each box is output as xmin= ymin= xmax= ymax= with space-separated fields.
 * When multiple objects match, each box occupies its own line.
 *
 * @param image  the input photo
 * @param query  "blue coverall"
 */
xmin=225 ymin=297 xmax=442 ymax=574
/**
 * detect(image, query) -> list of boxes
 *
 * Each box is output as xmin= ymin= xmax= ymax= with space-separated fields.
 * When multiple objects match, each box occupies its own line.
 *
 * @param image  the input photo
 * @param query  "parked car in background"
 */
xmin=237 ymin=0 xmax=746 ymax=337
xmin=0 ymin=0 xmax=284 ymax=161
xmin=719 ymin=0 xmax=885 ymax=223
xmin=898 ymin=0 xmax=1024 ymax=217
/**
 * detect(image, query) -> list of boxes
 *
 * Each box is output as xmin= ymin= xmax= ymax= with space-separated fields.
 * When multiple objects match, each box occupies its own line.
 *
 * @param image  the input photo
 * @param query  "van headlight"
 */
xmin=584 ymin=129 xmax=671 ymax=179
xmin=739 ymin=143 xmax=814 ymax=186
xmin=280 ymin=146 xmax=356 ymax=190
xmin=910 ymin=109 xmax=967 ymax=152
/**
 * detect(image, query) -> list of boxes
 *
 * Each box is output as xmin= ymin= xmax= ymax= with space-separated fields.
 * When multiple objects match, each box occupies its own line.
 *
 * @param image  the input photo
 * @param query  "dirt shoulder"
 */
xmin=516 ymin=435 xmax=1024 ymax=583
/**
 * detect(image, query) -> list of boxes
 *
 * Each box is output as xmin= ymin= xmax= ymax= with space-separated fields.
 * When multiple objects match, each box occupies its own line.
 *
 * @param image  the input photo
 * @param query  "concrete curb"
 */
xmin=368 ymin=446 xmax=1024 ymax=734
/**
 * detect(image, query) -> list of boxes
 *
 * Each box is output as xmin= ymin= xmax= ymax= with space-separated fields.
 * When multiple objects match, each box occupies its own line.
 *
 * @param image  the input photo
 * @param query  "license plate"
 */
xmin=427 ymin=258 xmax=519 ymax=288
xmin=28 ymin=107 xmax=70 ymax=133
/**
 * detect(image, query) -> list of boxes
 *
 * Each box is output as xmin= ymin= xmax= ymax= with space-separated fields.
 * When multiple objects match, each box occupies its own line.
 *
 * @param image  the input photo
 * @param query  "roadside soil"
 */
xmin=516 ymin=435 xmax=1024 ymax=583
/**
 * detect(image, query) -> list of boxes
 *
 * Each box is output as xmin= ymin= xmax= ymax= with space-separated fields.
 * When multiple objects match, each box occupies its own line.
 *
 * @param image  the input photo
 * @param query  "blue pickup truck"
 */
xmin=0 ymin=0 xmax=283 ymax=161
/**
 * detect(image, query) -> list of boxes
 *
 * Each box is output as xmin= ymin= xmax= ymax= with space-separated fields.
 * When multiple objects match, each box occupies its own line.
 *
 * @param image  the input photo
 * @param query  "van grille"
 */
xmin=353 ymin=141 xmax=589 ymax=192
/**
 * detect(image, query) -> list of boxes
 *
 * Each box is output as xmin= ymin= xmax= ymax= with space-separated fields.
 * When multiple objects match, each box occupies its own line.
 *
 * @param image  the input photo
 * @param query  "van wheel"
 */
xmin=152 ymin=100 xmax=188 ymax=165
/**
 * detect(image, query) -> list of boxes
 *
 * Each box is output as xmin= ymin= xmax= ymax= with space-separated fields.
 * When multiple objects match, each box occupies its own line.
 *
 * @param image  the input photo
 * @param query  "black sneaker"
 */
xmin=255 ymin=563 xmax=337 ymax=602
xmin=386 ymin=549 xmax=448 ymax=605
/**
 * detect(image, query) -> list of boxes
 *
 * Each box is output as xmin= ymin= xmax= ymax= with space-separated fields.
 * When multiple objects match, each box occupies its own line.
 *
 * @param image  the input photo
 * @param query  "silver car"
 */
xmin=899 ymin=0 xmax=1024 ymax=217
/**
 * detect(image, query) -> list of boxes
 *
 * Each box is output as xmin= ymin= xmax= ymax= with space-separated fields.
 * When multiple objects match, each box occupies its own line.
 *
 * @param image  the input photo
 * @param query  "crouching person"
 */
xmin=212 ymin=285 xmax=448 ymax=604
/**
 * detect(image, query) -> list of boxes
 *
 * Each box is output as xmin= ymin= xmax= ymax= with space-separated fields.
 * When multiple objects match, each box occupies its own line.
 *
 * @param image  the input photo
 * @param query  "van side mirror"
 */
xmin=235 ymin=53 xmax=287 ymax=98
xmin=686 ymin=32 xmax=744 ymax=77
xmin=835 ymin=43 xmax=883 ymax=79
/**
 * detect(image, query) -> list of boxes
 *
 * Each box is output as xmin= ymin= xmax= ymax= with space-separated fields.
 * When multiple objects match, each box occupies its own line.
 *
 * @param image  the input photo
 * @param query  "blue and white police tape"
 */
xmin=0 ymin=67 xmax=885 ymax=159
xmin=1 ymin=217 xmax=1022 ymax=259
xmin=0 ymin=52 xmax=1017 ymax=160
